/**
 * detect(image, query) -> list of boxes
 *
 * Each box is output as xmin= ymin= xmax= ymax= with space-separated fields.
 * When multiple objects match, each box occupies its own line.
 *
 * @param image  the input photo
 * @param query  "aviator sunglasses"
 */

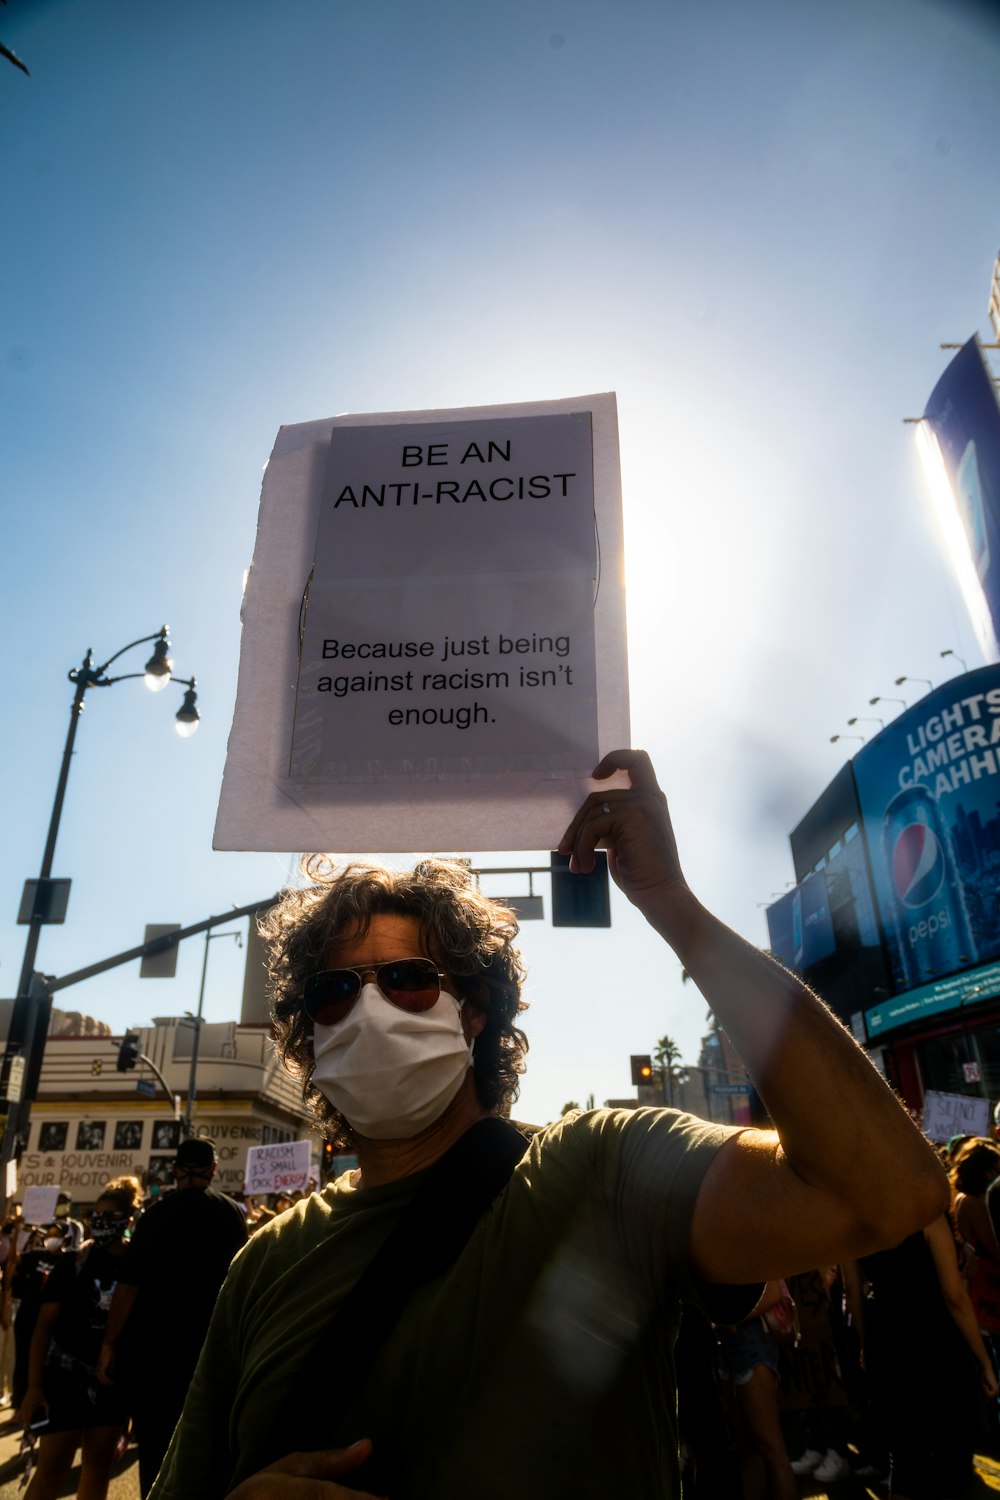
xmin=303 ymin=957 xmax=447 ymax=1027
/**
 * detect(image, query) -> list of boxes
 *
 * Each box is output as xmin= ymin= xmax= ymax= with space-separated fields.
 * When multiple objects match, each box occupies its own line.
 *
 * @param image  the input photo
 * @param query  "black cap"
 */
xmin=175 ymin=1138 xmax=215 ymax=1169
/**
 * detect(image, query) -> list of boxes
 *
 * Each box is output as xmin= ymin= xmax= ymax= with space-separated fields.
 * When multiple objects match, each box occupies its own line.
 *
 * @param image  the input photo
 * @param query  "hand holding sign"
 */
xmin=559 ymin=750 xmax=691 ymax=936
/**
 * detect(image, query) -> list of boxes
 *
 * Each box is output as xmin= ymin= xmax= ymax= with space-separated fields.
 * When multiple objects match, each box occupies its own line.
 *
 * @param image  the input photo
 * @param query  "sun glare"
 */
xmin=914 ymin=420 xmax=998 ymax=663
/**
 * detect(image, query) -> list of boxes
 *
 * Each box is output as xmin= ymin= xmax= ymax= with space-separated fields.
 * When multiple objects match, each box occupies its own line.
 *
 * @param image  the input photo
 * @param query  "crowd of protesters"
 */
xmin=0 ymin=1142 xmax=303 ymax=1500
xmin=1 ymin=1132 xmax=996 ymax=1499
xmin=678 ymin=1130 xmax=1000 ymax=1499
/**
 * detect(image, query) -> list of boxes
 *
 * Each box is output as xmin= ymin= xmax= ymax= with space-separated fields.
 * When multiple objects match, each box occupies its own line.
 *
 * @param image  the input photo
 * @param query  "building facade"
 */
xmin=765 ymin=664 xmax=1000 ymax=1130
xmin=7 ymin=1009 xmax=318 ymax=1208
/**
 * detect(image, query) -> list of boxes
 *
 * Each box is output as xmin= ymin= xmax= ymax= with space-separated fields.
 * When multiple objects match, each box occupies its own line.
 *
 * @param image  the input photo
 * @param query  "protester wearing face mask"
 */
xmin=10 ymin=1228 xmax=66 ymax=1413
xmin=18 ymin=1176 xmax=140 ymax=1500
xmin=96 ymin=1137 xmax=247 ymax=1497
xmin=150 ymin=751 xmax=947 ymax=1500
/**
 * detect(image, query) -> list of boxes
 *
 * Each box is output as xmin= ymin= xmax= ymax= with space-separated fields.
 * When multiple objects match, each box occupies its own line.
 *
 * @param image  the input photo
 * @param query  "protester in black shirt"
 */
xmin=18 ymin=1176 xmax=141 ymax=1500
xmin=98 ymin=1137 xmax=247 ymax=1496
xmin=10 ymin=1230 xmax=63 ymax=1411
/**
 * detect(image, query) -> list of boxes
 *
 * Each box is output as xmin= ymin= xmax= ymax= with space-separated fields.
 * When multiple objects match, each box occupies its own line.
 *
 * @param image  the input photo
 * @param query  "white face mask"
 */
xmin=311 ymin=983 xmax=474 ymax=1140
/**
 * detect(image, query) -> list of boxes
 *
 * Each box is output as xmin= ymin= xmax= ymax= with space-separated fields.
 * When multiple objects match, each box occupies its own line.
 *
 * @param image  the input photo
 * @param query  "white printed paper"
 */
xmin=215 ymin=393 xmax=629 ymax=853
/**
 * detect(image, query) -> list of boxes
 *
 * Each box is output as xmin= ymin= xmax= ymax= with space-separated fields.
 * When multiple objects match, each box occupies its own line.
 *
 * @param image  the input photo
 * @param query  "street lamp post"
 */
xmin=184 ymin=927 xmax=242 ymax=1135
xmin=869 ymin=695 xmax=908 ymax=712
xmin=1 ymin=628 xmax=199 ymax=1191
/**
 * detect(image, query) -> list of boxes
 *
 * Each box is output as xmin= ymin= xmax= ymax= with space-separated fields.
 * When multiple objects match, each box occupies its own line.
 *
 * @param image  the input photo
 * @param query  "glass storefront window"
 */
xmin=970 ymin=1021 xmax=1000 ymax=1100
xmin=915 ymin=1033 xmax=980 ymax=1098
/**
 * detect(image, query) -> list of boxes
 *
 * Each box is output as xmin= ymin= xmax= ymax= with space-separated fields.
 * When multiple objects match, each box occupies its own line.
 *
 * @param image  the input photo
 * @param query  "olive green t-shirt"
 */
xmin=152 ymin=1107 xmax=747 ymax=1500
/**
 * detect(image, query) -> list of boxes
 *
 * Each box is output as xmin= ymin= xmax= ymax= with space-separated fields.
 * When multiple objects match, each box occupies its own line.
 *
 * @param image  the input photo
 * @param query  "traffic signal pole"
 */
xmin=40 ymin=897 xmax=278 ymax=999
xmin=116 ymin=1031 xmax=177 ymax=1118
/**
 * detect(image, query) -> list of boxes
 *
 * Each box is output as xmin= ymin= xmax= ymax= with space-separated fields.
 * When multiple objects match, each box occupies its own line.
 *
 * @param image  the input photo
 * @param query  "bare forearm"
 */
xmin=950 ymin=1288 xmax=993 ymax=1367
xmin=653 ymin=889 xmax=946 ymax=1236
xmin=27 ymin=1316 xmax=53 ymax=1394
xmin=102 ymin=1282 xmax=137 ymax=1351
xmin=559 ymin=751 xmax=948 ymax=1269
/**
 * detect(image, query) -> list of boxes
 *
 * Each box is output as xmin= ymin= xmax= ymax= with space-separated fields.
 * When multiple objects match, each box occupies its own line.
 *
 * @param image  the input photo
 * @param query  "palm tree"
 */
xmin=653 ymin=1035 xmax=688 ymax=1106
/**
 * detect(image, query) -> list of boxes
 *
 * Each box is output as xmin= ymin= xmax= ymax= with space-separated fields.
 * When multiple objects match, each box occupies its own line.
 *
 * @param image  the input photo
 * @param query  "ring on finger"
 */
xmin=601 ymin=801 xmax=612 ymax=814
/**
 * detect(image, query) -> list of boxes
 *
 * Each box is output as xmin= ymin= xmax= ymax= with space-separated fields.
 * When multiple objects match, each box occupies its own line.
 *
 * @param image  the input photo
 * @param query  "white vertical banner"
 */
xmin=215 ymin=393 xmax=629 ymax=853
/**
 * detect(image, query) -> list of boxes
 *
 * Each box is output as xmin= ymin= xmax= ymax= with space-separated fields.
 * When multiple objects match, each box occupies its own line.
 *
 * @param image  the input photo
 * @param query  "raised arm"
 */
xmin=559 ymin=749 xmax=948 ymax=1285
xmin=924 ymin=1215 xmax=999 ymax=1397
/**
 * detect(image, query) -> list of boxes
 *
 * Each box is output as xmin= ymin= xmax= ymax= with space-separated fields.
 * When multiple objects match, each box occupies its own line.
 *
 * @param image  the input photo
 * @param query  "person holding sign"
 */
xmin=150 ymin=750 xmax=947 ymax=1500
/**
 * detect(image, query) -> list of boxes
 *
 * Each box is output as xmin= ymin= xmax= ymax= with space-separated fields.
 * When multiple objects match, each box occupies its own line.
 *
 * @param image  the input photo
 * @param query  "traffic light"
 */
xmin=116 ymin=1031 xmax=141 ymax=1072
xmin=550 ymin=851 xmax=611 ymax=928
xmin=630 ymin=1054 xmax=654 ymax=1086
xmin=321 ymin=1141 xmax=335 ymax=1182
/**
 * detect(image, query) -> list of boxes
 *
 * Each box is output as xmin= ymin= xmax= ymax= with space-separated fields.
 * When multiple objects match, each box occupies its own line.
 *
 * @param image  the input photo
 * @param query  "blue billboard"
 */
xmin=767 ymin=824 xmax=888 ymax=1032
xmin=766 ymin=872 xmax=835 ymax=973
xmin=924 ymin=337 xmax=1000 ymax=658
xmin=852 ymin=665 xmax=1000 ymax=1033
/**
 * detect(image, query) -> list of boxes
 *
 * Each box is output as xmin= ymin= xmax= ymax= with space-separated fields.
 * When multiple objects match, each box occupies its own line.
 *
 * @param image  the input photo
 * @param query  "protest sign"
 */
xmin=243 ymin=1139 xmax=312 ymax=1196
xmin=21 ymin=1185 xmax=60 ymax=1225
xmin=921 ymin=1089 xmax=991 ymax=1143
xmin=215 ymin=394 xmax=629 ymax=852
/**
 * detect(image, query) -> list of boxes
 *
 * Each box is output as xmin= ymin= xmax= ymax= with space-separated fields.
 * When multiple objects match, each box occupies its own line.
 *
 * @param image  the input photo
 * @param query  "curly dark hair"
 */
xmin=260 ymin=857 xmax=529 ymax=1151
xmin=97 ymin=1176 xmax=142 ymax=1215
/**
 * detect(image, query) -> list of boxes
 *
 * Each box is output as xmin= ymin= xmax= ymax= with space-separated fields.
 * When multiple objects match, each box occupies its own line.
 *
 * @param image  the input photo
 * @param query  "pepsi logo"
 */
xmin=893 ymin=821 xmax=945 ymax=908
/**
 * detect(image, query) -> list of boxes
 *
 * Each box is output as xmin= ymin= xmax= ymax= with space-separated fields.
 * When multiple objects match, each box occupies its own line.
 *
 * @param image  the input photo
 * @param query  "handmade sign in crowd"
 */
xmin=215 ymin=393 xmax=629 ymax=852
xmin=921 ymin=1089 xmax=991 ymax=1143
xmin=243 ymin=1139 xmax=313 ymax=1196
xmin=21 ymin=1185 xmax=60 ymax=1225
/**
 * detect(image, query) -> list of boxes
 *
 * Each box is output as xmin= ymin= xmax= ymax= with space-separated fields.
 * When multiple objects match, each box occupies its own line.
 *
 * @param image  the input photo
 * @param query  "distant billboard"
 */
xmin=766 ymin=827 xmax=888 ymax=1030
xmin=923 ymin=337 xmax=1000 ymax=660
xmin=767 ymin=873 xmax=835 ymax=973
xmin=852 ymin=665 xmax=1000 ymax=1032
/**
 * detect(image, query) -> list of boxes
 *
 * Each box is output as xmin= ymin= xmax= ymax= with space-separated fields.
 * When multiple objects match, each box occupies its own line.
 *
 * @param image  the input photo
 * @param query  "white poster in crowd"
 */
xmin=921 ymin=1089 xmax=991 ymax=1142
xmin=243 ymin=1139 xmax=312 ymax=1195
xmin=215 ymin=393 xmax=629 ymax=852
xmin=21 ymin=1185 xmax=60 ymax=1225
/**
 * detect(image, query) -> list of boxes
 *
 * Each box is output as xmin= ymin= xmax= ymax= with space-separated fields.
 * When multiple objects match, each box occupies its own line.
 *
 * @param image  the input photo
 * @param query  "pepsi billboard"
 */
xmin=852 ymin=665 xmax=1000 ymax=1034
xmin=924 ymin=337 xmax=1000 ymax=660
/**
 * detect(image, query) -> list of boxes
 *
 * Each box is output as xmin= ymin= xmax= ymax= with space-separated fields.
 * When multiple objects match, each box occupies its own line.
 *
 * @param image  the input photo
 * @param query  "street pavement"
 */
xmin=0 ymin=1408 xmax=138 ymax=1499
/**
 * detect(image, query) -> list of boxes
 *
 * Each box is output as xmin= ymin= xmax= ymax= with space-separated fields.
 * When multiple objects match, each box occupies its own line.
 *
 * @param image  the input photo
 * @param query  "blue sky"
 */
xmin=3 ymin=0 xmax=1000 ymax=1126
